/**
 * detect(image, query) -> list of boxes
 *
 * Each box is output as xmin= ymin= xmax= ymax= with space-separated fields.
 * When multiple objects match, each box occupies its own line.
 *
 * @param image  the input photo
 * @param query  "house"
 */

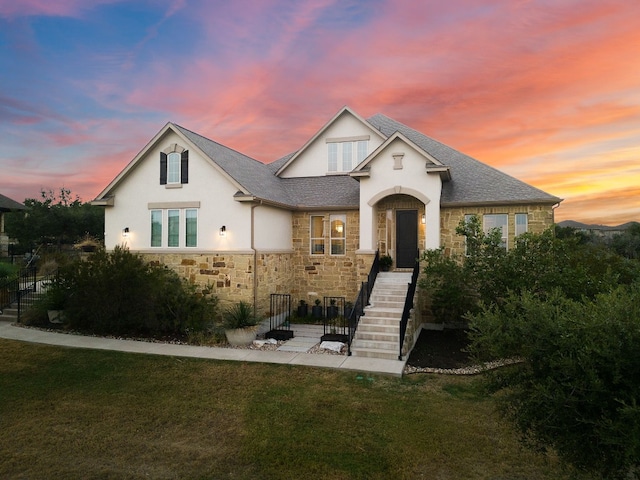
xmin=93 ymin=106 xmax=561 ymax=344
xmin=0 ymin=193 xmax=25 ymax=258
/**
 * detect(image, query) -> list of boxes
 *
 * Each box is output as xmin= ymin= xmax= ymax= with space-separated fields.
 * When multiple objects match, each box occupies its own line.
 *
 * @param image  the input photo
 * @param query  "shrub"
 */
xmin=468 ymin=285 xmax=640 ymax=478
xmin=45 ymin=246 xmax=218 ymax=336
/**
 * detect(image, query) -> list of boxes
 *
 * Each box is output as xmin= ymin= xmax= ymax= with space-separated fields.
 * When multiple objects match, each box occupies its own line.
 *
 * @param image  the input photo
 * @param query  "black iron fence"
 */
xmin=0 ymin=266 xmax=37 ymax=319
xmin=266 ymin=293 xmax=293 ymax=340
xmin=321 ymin=296 xmax=347 ymax=342
xmin=347 ymin=251 xmax=380 ymax=356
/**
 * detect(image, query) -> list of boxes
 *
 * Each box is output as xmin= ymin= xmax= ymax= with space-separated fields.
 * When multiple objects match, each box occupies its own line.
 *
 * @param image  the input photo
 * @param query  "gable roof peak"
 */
xmin=274 ymin=105 xmax=387 ymax=176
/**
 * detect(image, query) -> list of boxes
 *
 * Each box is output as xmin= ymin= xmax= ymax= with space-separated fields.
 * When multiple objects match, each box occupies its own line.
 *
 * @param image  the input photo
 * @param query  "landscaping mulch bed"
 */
xmin=407 ymin=328 xmax=472 ymax=369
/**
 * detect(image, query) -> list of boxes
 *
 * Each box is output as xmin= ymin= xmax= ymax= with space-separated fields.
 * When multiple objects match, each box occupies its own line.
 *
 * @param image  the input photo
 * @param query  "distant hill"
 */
xmin=558 ymin=220 xmax=639 ymax=233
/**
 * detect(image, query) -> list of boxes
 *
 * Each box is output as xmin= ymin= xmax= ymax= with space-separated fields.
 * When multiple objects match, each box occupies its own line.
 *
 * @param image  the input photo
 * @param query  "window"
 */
xmin=327 ymin=144 xmax=338 ymax=172
xmin=168 ymin=209 xmax=180 ymax=247
xmin=150 ymin=208 xmax=198 ymax=248
xmin=330 ymin=214 xmax=346 ymax=255
xmin=310 ymin=216 xmax=324 ymax=254
xmin=327 ymin=140 xmax=368 ymax=172
xmin=185 ymin=209 xmax=197 ymax=247
xmin=160 ymin=150 xmax=189 ymax=185
xmin=515 ymin=213 xmax=528 ymax=236
xmin=342 ymin=142 xmax=352 ymax=171
xmin=151 ymin=210 xmax=162 ymax=247
xmin=484 ymin=214 xmax=508 ymax=248
xmin=167 ymin=153 xmax=181 ymax=184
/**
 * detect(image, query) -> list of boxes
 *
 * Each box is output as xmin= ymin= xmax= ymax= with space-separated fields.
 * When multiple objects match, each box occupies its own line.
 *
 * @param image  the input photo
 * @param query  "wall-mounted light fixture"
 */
xmin=421 ymin=214 xmax=426 ymax=224
xmin=219 ymin=225 xmax=226 ymax=237
xmin=122 ymin=227 xmax=130 ymax=237
xmin=336 ymin=224 xmax=343 ymax=234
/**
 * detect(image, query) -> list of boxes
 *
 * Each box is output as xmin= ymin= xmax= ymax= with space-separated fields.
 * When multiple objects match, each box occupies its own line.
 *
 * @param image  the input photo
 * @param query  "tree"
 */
xmin=5 ymin=188 xmax=103 ymax=251
xmin=468 ymin=286 xmax=640 ymax=478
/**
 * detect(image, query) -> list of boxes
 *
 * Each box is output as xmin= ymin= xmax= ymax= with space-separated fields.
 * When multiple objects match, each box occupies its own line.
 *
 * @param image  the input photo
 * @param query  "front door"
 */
xmin=396 ymin=210 xmax=418 ymax=268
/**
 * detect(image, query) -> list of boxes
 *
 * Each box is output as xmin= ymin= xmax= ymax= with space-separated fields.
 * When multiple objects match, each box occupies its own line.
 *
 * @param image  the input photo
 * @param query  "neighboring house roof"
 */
xmin=94 ymin=109 xmax=561 ymax=210
xmin=366 ymin=114 xmax=561 ymax=206
xmin=0 ymin=193 xmax=25 ymax=212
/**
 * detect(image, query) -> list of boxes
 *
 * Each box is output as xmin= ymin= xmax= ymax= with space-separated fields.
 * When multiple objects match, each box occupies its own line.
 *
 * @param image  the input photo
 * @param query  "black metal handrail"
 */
xmin=347 ymin=251 xmax=380 ymax=356
xmin=398 ymin=258 xmax=420 ymax=360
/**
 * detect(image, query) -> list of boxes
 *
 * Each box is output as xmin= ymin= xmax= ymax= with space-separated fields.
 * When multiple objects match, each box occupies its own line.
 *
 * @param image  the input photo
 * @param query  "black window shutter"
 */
xmin=181 ymin=150 xmax=189 ymax=184
xmin=160 ymin=152 xmax=167 ymax=185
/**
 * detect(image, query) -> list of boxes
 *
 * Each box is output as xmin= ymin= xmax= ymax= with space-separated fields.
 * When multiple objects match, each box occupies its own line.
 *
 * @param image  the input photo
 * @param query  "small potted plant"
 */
xmin=379 ymin=255 xmax=393 ymax=272
xmin=326 ymin=298 xmax=339 ymax=319
xmin=311 ymin=298 xmax=323 ymax=319
xmin=222 ymin=301 xmax=260 ymax=346
xmin=296 ymin=299 xmax=308 ymax=318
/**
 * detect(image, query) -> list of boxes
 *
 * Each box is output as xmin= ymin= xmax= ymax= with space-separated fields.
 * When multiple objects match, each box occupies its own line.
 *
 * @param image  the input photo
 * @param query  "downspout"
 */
xmin=251 ymin=202 xmax=260 ymax=311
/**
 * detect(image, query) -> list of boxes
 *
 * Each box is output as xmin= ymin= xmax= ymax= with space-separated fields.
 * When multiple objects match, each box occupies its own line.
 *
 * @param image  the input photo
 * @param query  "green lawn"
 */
xmin=0 ymin=339 xmax=590 ymax=479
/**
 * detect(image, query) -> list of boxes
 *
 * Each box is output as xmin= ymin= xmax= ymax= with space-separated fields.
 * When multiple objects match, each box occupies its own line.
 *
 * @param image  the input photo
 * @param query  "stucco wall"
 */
xmin=104 ymin=130 xmax=253 ymax=252
xmin=279 ymin=111 xmax=385 ymax=178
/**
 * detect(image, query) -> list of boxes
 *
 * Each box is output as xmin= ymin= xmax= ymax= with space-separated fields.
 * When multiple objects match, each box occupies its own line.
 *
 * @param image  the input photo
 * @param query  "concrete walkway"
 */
xmin=0 ymin=320 xmax=407 ymax=377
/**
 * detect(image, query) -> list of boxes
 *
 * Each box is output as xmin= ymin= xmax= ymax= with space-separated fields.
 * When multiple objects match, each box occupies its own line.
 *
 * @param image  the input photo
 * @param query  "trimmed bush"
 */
xmin=46 ymin=246 xmax=218 ymax=336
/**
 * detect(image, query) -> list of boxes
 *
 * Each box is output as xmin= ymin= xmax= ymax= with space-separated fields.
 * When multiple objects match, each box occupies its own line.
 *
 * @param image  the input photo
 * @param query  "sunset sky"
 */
xmin=1 ymin=0 xmax=639 ymax=225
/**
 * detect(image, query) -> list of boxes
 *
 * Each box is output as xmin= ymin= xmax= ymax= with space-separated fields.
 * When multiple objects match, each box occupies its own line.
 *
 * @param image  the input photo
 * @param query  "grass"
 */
xmin=0 ymin=339 xmax=592 ymax=479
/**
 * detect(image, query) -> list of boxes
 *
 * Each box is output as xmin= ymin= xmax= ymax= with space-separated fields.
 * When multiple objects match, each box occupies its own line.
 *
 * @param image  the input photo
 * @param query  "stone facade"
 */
xmin=141 ymin=201 xmax=556 ymax=320
xmin=440 ymin=204 xmax=555 ymax=257
xmin=290 ymin=210 xmax=363 ymax=306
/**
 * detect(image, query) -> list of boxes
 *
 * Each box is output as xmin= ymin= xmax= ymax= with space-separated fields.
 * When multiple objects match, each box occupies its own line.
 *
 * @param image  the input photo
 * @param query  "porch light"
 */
xmin=421 ymin=214 xmax=426 ymax=224
xmin=219 ymin=225 xmax=226 ymax=236
xmin=122 ymin=227 xmax=130 ymax=237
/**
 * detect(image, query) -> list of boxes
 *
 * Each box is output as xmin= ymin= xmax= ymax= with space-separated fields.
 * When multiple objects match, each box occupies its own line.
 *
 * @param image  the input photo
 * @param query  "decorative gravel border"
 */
xmin=404 ymin=357 xmax=523 ymax=375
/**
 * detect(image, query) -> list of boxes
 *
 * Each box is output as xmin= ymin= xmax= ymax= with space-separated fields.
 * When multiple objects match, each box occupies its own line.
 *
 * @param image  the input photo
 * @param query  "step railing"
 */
xmin=347 ymin=250 xmax=379 ymax=356
xmin=398 ymin=257 xmax=420 ymax=360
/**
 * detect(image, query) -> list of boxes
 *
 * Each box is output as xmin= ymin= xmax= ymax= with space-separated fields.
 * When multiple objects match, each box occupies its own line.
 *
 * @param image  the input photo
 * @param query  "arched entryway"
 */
xmin=374 ymin=194 xmax=425 ymax=268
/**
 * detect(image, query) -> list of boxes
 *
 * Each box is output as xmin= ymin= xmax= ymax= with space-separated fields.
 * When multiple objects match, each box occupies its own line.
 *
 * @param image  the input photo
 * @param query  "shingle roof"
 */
xmin=0 ymin=193 xmax=25 ymax=211
xmin=366 ymin=114 xmax=561 ymax=206
xmin=175 ymin=112 xmax=560 ymax=210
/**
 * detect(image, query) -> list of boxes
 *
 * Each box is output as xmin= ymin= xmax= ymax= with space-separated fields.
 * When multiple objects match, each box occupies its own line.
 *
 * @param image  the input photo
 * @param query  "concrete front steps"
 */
xmin=350 ymin=271 xmax=412 ymax=360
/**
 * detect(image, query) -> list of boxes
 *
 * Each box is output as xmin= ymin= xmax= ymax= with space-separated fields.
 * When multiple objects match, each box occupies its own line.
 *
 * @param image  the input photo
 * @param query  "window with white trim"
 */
xmin=515 ymin=213 xmax=528 ymax=236
xmin=327 ymin=140 xmax=368 ymax=172
xmin=310 ymin=215 xmax=324 ymax=255
xmin=330 ymin=214 xmax=346 ymax=255
xmin=151 ymin=210 xmax=162 ymax=247
xmin=150 ymin=208 xmax=198 ymax=248
xmin=484 ymin=214 xmax=508 ymax=248
xmin=160 ymin=149 xmax=189 ymax=185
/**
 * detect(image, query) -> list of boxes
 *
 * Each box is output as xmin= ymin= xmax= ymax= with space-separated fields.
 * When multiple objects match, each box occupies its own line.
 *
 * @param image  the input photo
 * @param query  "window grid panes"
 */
xmin=327 ymin=144 xmax=338 ymax=172
xmin=310 ymin=215 xmax=325 ymax=254
xmin=167 ymin=152 xmax=181 ymax=184
xmin=357 ymin=140 xmax=367 ymax=163
xmin=168 ymin=209 xmax=180 ymax=247
xmin=515 ymin=213 xmax=528 ymax=236
xmin=327 ymin=140 xmax=368 ymax=173
xmin=185 ymin=209 xmax=197 ymax=247
xmin=151 ymin=210 xmax=162 ymax=247
xmin=330 ymin=214 xmax=346 ymax=255
xmin=342 ymin=142 xmax=352 ymax=171
xmin=484 ymin=214 xmax=508 ymax=248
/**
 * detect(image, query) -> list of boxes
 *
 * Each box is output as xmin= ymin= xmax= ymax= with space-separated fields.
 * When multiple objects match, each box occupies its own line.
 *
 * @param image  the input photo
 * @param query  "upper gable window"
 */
xmin=160 ymin=149 xmax=189 ymax=185
xmin=167 ymin=153 xmax=181 ymax=184
xmin=326 ymin=136 xmax=368 ymax=173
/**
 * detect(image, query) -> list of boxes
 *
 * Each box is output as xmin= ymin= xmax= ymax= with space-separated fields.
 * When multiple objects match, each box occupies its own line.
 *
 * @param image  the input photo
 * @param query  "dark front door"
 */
xmin=396 ymin=210 xmax=418 ymax=268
